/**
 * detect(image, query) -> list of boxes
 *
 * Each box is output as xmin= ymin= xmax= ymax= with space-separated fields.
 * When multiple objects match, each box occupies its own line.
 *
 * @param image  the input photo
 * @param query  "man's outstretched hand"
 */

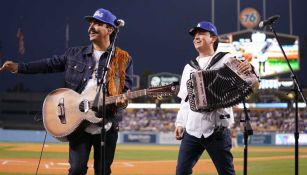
xmin=0 ymin=61 xmax=18 ymax=73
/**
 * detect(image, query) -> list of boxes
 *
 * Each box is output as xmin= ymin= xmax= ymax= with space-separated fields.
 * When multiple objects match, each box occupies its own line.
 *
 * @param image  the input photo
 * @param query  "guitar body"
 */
xmin=42 ymin=82 xmax=178 ymax=141
xmin=43 ymin=88 xmax=101 ymax=141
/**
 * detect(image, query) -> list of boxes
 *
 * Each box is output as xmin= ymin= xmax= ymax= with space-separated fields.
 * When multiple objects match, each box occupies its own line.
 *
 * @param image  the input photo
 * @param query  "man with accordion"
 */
xmin=175 ymin=21 xmax=259 ymax=175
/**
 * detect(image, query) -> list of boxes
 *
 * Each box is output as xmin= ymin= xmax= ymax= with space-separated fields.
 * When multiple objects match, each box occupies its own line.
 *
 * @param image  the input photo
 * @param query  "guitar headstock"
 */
xmin=147 ymin=82 xmax=179 ymax=98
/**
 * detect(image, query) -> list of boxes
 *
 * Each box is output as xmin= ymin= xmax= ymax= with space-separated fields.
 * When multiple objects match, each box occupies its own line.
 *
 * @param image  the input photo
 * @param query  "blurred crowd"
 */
xmin=233 ymin=108 xmax=307 ymax=133
xmin=120 ymin=109 xmax=176 ymax=132
xmin=119 ymin=108 xmax=307 ymax=133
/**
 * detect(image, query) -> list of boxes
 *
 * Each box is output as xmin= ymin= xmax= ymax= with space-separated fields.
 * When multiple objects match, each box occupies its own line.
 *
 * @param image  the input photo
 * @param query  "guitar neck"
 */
xmin=105 ymin=89 xmax=147 ymax=104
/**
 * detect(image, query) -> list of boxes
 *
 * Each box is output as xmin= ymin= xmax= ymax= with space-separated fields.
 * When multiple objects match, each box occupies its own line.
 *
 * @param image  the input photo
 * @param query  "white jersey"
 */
xmin=82 ymin=50 xmax=106 ymax=135
xmin=175 ymin=52 xmax=235 ymax=138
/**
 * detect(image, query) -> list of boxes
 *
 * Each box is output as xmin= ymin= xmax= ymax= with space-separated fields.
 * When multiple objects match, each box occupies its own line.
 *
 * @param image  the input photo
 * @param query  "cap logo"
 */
xmin=197 ymin=23 xmax=201 ymax=27
xmin=94 ymin=11 xmax=103 ymax=18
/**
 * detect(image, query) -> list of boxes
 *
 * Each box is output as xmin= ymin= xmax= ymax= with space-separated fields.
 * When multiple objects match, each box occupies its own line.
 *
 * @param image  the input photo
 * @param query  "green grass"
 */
xmin=1 ymin=142 xmax=307 ymax=175
xmin=235 ymin=159 xmax=307 ymax=175
xmin=0 ymin=144 xmax=68 ymax=159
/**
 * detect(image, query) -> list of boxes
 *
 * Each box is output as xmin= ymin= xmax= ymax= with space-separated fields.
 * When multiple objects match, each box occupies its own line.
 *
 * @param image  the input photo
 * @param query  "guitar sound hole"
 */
xmin=59 ymin=115 xmax=66 ymax=124
xmin=79 ymin=100 xmax=90 ymax=113
xmin=57 ymin=98 xmax=66 ymax=124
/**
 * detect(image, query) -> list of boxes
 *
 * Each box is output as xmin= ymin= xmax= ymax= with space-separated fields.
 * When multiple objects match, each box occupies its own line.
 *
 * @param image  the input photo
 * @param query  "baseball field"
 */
xmin=1 ymin=142 xmax=307 ymax=175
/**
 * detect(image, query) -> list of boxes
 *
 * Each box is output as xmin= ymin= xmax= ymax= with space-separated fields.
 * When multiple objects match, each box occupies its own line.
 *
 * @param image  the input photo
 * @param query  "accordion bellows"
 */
xmin=187 ymin=58 xmax=258 ymax=112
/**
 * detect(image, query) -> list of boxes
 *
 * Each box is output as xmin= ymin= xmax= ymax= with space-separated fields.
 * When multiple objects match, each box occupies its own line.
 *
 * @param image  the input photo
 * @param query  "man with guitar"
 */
xmin=0 ymin=8 xmax=133 ymax=175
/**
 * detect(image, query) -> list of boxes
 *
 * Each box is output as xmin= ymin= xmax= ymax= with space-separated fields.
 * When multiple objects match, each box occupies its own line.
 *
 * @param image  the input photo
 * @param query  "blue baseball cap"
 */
xmin=84 ymin=8 xmax=117 ymax=28
xmin=189 ymin=21 xmax=218 ymax=36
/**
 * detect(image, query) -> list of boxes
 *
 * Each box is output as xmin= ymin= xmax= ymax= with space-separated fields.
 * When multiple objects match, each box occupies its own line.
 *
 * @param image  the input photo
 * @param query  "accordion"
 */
xmin=186 ymin=58 xmax=258 ymax=112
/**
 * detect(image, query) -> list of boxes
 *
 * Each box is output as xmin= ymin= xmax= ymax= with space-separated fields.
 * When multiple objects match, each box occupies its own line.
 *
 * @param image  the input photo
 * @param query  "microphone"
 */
xmin=259 ymin=15 xmax=280 ymax=29
xmin=114 ymin=19 xmax=125 ymax=27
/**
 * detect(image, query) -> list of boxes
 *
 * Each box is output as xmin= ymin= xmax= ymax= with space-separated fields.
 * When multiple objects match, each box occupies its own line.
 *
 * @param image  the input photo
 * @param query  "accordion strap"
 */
xmin=188 ymin=59 xmax=201 ymax=70
xmin=188 ymin=52 xmax=228 ymax=70
xmin=207 ymin=52 xmax=228 ymax=69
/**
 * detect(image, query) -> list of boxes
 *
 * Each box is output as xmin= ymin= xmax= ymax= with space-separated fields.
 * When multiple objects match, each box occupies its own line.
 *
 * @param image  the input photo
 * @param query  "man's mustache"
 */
xmin=89 ymin=28 xmax=98 ymax=34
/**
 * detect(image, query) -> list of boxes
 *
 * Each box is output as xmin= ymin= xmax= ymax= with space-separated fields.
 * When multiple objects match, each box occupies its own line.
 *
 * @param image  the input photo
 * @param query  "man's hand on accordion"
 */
xmin=238 ymin=60 xmax=260 ymax=91
xmin=237 ymin=60 xmax=253 ymax=75
xmin=175 ymin=126 xmax=184 ymax=140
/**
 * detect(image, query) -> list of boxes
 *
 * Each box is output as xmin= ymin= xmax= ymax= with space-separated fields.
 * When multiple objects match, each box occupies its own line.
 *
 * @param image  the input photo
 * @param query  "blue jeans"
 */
xmin=68 ymin=127 xmax=118 ymax=175
xmin=176 ymin=128 xmax=235 ymax=175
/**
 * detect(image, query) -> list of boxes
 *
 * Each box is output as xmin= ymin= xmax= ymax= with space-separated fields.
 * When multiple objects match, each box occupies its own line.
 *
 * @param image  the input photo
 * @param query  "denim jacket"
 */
xmin=18 ymin=44 xmax=134 ymax=122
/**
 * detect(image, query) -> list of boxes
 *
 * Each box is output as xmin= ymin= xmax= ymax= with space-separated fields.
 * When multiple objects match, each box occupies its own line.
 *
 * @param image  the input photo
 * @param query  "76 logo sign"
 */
xmin=240 ymin=8 xmax=261 ymax=29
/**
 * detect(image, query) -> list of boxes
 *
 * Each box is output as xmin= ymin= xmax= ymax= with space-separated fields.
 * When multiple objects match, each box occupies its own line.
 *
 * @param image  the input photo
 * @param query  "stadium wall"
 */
xmin=1 ymin=129 xmax=307 ymax=146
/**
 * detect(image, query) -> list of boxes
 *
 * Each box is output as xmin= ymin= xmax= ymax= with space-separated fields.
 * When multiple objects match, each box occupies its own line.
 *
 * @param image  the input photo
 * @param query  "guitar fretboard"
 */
xmin=86 ymin=82 xmax=177 ymax=109
xmin=105 ymin=89 xmax=147 ymax=104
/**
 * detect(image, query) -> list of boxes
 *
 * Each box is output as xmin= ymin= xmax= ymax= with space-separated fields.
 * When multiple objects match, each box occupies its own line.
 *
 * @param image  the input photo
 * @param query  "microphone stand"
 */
xmin=267 ymin=23 xmax=306 ymax=175
xmin=240 ymin=97 xmax=253 ymax=175
xmin=92 ymin=27 xmax=120 ymax=175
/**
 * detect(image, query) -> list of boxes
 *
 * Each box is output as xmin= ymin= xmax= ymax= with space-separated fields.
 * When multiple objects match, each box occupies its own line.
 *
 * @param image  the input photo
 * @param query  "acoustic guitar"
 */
xmin=42 ymin=82 xmax=178 ymax=141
